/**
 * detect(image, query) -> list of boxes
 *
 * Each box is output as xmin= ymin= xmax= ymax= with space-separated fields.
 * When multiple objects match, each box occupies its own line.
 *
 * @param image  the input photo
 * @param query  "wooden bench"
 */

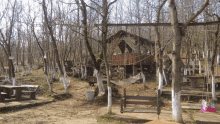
xmin=21 ymin=85 xmax=39 ymax=99
xmin=0 ymin=92 xmax=7 ymax=102
xmin=121 ymin=88 xmax=161 ymax=119
xmin=206 ymin=82 xmax=220 ymax=91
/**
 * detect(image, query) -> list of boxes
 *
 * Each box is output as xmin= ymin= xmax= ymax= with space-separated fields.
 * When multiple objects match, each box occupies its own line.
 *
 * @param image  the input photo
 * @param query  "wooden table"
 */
xmin=0 ymin=85 xmax=26 ymax=101
xmin=187 ymin=76 xmax=206 ymax=88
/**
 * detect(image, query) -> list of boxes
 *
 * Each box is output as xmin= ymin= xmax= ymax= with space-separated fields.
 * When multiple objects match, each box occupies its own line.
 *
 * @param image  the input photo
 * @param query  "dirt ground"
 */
xmin=0 ymin=67 xmax=220 ymax=124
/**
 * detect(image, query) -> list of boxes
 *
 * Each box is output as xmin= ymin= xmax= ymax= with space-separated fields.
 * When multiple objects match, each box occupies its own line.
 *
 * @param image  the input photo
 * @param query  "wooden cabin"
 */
xmin=106 ymin=30 xmax=156 ymax=78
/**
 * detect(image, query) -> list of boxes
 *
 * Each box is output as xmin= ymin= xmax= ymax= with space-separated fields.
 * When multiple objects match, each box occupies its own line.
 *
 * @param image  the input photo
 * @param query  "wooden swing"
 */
xmin=120 ymin=88 xmax=161 ymax=119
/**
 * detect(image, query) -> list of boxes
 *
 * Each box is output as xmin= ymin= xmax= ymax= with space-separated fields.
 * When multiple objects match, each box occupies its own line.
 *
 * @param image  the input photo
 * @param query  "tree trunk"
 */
xmin=210 ymin=24 xmax=219 ymax=101
xmin=94 ymin=70 xmax=105 ymax=94
xmin=155 ymin=0 xmax=167 ymax=95
xmin=168 ymin=0 xmax=183 ymax=122
xmin=168 ymin=0 xmax=209 ymax=122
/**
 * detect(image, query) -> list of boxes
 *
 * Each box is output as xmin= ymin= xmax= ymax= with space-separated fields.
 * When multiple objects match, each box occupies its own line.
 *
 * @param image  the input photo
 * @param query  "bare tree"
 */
xmin=75 ymin=0 xmax=105 ymax=95
xmin=0 ymin=0 xmax=17 ymax=86
xmin=168 ymin=0 xmax=209 ymax=122
xmin=42 ymin=0 xmax=68 ymax=93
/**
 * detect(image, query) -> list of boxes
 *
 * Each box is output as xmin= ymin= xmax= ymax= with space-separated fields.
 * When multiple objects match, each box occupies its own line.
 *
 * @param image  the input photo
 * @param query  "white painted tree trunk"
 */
xmin=217 ymin=55 xmax=219 ymax=76
xmin=44 ymin=63 xmax=46 ymax=73
xmin=199 ymin=61 xmax=202 ymax=74
xmin=212 ymin=76 xmax=217 ymax=100
xmin=172 ymin=90 xmax=182 ymax=122
xmin=207 ymin=61 xmax=209 ymax=78
xmin=63 ymin=66 xmax=67 ymax=78
xmin=62 ymin=76 xmax=68 ymax=93
xmin=192 ymin=61 xmax=195 ymax=75
xmin=46 ymin=75 xmax=52 ymax=91
xmin=107 ymin=86 xmax=112 ymax=113
xmin=203 ymin=51 xmax=205 ymax=58
xmin=12 ymin=77 xmax=16 ymax=95
xmin=183 ymin=68 xmax=187 ymax=82
xmin=217 ymin=55 xmax=220 ymax=64
xmin=109 ymin=70 xmax=111 ymax=78
xmin=163 ymin=70 xmax=168 ymax=85
xmin=96 ymin=71 xmax=105 ymax=95
xmin=142 ymin=72 xmax=146 ymax=87
xmin=158 ymin=72 xmax=163 ymax=95
xmin=81 ymin=65 xmax=84 ymax=79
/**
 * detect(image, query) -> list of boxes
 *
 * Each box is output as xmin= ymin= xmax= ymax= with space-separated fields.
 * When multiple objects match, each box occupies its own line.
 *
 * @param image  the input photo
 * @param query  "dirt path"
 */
xmin=1 ymin=75 xmax=220 ymax=124
xmin=0 ymin=80 xmax=105 ymax=124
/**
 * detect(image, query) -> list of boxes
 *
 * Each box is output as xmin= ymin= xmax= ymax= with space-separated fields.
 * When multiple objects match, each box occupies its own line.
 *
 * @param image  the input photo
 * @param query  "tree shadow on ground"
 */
xmin=99 ymin=114 xmax=152 ymax=124
xmin=52 ymin=93 xmax=72 ymax=101
xmin=195 ymin=121 xmax=220 ymax=124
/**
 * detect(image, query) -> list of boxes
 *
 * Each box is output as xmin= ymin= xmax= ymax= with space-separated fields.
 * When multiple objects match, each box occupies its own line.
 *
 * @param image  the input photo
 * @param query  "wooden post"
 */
xmin=157 ymin=89 xmax=161 ymax=119
xmin=124 ymin=88 xmax=126 ymax=108
xmin=120 ymin=98 xmax=123 ymax=113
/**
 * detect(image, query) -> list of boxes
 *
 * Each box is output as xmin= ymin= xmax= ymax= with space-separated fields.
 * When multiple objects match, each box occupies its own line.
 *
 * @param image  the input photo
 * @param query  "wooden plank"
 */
xmin=181 ymin=103 xmax=202 ymax=110
xmin=22 ymin=91 xmax=35 ymax=93
xmin=125 ymin=96 xmax=157 ymax=100
xmin=126 ymin=101 xmax=157 ymax=105
xmin=157 ymin=89 xmax=220 ymax=96
xmin=123 ymin=108 xmax=157 ymax=113
xmin=94 ymin=21 xmax=220 ymax=27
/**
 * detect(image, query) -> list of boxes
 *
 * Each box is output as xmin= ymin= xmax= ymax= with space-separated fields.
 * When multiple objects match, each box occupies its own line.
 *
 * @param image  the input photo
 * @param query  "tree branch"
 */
xmin=184 ymin=0 xmax=209 ymax=27
xmin=90 ymin=0 xmax=102 ymax=8
xmin=107 ymin=0 xmax=117 ymax=9
xmin=69 ymin=27 xmax=101 ymax=45
xmin=161 ymin=36 xmax=173 ymax=52
xmin=0 ymin=42 xmax=8 ymax=56
xmin=59 ymin=0 xmax=76 ymax=4
xmin=85 ymin=4 xmax=103 ymax=17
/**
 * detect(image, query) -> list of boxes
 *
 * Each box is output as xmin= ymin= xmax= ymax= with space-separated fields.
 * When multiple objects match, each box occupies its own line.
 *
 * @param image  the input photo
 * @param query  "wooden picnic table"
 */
xmin=0 ymin=85 xmax=26 ymax=101
xmin=186 ymin=76 xmax=206 ymax=88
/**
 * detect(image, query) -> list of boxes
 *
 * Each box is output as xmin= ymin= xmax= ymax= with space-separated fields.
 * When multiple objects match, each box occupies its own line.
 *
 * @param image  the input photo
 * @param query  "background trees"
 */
xmin=0 ymin=0 xmax=219 ymax=122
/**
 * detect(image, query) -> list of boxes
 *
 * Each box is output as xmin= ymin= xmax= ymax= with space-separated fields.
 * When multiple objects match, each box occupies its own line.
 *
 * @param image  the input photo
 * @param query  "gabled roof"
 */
xmin=107 ymin=30 xmax=155 ymax=46
xmin=106 ymin=30 xmax=155 ymax=54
